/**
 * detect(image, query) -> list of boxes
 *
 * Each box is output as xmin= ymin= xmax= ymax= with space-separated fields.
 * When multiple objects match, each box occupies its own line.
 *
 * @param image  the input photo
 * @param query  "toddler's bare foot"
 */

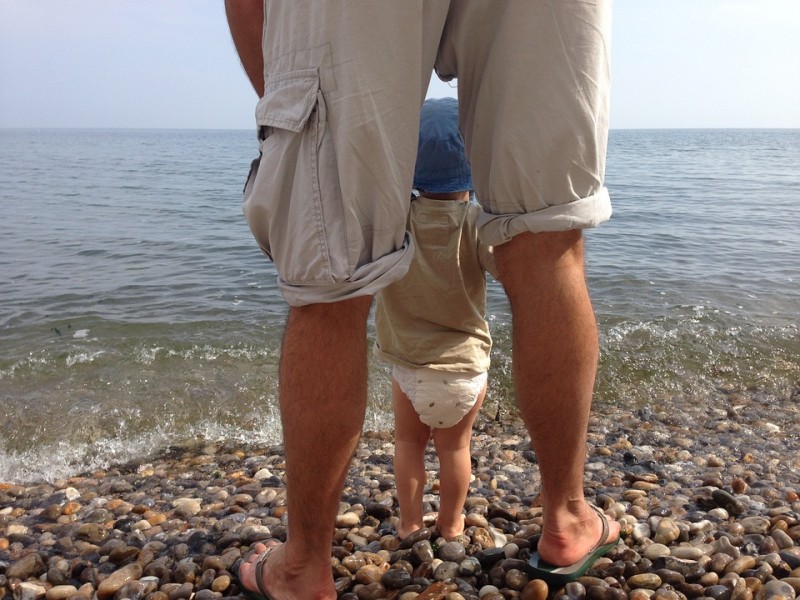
xmin=397 ymin=518 xmax=423 ymax=540
xmin=437 ymin=513 xmax=466 ymax=541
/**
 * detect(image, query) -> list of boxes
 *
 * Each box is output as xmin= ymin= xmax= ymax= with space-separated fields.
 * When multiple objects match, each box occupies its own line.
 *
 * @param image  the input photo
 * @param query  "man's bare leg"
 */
xmin=494 ymin=230 xmax=620 ymax=567
xmin=238 ymin=296 xmax=373 ymax=600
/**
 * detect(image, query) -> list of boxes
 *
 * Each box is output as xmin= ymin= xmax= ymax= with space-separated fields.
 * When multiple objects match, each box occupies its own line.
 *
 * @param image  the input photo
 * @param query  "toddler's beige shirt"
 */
xmin=375 ymin=196 xmax=497 ymax=373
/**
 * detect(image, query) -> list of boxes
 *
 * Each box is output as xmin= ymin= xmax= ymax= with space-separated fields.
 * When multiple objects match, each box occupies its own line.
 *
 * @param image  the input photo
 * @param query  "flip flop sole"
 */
xmin=527 ymin=505 xmax=619 ymax=588
xmin=526 ymin=540 xmax=618 ymax=588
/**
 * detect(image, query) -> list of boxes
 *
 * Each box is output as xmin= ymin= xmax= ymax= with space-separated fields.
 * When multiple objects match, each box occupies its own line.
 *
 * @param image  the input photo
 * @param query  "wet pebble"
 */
xmin=1 ymin=390 xmax=799 ymax=600
xmin=761 ymin=579 xmax=797 ymax=600
xmin=628 ymin=573 xmax=662 ymax=590
xmin=96 ymin=563 xmax=143 ymax=599
xmin=439 ymin=541 xmax=466 ymax=563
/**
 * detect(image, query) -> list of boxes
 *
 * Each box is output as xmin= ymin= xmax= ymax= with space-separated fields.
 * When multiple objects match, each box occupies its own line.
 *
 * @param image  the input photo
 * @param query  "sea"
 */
xmin=1 ymin=128 xmax=798 ymax=484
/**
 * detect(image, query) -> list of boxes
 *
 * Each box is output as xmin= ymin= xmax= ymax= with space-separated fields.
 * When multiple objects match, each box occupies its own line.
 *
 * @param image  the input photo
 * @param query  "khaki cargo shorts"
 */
xmin=243 ymin=1 xmax=613 ymax=306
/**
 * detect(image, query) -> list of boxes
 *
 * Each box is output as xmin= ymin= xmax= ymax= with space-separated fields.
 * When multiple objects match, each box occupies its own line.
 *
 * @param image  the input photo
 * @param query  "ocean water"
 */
xmin=1 ymin=128 xmax=798 ymax=483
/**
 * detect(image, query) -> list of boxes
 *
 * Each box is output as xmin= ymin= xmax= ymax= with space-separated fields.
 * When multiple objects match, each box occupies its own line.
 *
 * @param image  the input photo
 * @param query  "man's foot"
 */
xmin=532 ymin=503 xmax=620 ymax=573
xmin=233 ymin=541 xmax=280 ymax=600
xmin=233 ymin=541 xmax=336 ymax=600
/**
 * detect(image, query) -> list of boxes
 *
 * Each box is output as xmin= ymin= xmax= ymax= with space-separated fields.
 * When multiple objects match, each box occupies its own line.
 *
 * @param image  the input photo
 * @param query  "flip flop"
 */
xmin=232 ymin=543 xmax=280 ymax=600
xmin=526 ymin=505 xmax=619 ymax=588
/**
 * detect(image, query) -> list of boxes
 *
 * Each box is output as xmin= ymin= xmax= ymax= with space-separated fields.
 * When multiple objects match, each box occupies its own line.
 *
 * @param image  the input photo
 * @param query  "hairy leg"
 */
xmin=392 ymin=378 xmax=431 ymax=538
xmin=495 ymin=231 xmax=619 ymax=566
xmin=432 ymin=381 xmax=486 ymax=540
xmin=239 ymin=296 xmax=372 ymax=600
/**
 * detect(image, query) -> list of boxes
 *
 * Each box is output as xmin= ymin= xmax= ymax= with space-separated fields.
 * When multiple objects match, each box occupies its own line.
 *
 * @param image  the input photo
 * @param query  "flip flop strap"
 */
xmin=254 ymin=547 xmax=276 ymax=599
xmin=589 ymin=504 xmax=610 ymax=552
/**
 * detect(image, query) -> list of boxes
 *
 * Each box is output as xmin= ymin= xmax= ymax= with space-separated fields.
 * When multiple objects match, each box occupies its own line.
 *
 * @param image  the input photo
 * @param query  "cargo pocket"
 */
xmin=243 ymin=68 xmax=347 ymax=286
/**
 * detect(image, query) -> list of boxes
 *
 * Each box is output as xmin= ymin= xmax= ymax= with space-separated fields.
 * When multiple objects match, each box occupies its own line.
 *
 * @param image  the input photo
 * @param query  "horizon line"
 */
xmin=2 ymin=126 xmax=799 ymax=132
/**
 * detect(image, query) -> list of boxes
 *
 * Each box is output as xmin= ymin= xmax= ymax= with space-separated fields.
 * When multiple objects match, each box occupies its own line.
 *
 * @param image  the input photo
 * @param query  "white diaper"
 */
xmin=392 ymin=365 xmax=487 ymax=429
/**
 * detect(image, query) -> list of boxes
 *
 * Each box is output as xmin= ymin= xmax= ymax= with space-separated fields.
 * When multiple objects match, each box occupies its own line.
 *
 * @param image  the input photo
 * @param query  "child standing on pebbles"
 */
xmin=374 ymin=97 xmax=497 ymax=541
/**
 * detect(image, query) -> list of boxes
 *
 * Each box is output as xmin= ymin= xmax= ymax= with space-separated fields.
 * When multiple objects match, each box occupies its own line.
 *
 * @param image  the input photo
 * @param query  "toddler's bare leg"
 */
xmin=392 ymin=378 xmax=431 ymax=538
xmin=432 ymin=382 xmax=486 ymax=540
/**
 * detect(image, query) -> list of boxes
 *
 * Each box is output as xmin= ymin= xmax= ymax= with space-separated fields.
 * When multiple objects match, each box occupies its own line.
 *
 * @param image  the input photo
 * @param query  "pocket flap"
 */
xmin=255 ymin=69 xmax=320 ymax=133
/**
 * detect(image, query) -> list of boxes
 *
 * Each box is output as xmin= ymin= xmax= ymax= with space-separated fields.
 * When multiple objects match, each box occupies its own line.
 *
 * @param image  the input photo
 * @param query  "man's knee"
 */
xmin=288 ymin=295 xmax=373 ymax=331
xmin=495 ymin=230 xmax=585 ymax=286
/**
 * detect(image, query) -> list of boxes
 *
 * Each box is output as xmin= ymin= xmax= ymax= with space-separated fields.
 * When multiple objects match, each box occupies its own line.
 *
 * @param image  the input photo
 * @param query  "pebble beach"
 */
xmin=2 ymin=385 xmax=800 ymax=600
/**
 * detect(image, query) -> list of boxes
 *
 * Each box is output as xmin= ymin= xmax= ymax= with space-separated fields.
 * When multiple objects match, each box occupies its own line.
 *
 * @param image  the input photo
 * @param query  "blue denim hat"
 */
xmin=413 ymin=97 xmax=473 ymax=194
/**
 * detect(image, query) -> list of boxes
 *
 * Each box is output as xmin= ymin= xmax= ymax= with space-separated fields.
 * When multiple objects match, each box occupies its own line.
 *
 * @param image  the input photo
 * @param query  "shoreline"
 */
xmin=2 ymin=385 xmax=799 ymax=599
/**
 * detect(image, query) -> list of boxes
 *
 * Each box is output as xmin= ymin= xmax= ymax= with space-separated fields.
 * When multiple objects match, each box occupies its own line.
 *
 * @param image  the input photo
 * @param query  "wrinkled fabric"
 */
xmin=242 ymin=1 xmax=613 ymax=305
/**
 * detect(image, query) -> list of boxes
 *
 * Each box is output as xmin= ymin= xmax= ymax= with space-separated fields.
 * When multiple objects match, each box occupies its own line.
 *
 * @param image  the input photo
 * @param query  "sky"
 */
xmin=1 ymin=1 xmax=798 ymax=130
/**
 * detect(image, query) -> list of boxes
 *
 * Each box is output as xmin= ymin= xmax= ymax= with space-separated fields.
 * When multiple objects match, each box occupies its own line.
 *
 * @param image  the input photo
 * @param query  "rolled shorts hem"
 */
xmin=476 ymin=188 xmax=613 ymax=247
xmin=278 ymin=237 xmax=414 ymax=307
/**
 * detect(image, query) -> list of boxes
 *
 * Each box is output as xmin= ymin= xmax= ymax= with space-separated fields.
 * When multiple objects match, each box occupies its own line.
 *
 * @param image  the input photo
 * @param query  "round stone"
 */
xmin=433 ymin=561 xmax=460 ymax=582
xmin=381 ymin=568 xmax=413 ymax=590
xmin=412 ymin=539 xmax=435 ymax=563
xmin=654 ymin=518 xmax=681 ymax=545
xmin=627 ymin=573 xmax=662 ymax=590
xmin=438 ymin=541 xmax=466 ymax=563
xmin=705 ymin=585 xmax=733 ymax=600
xmin=75 ymin=523 xmax=108 ymax=544
xmin=725 ymin=556 xmax=757 ymax=575
xmin=521 ymin=579 xmax=549 ymax=600
xmin=504 ymin=568 xmax=529 ymax=591
xmin=355 ymin=564 xmax=384 ymax=585
xmin=642 ymin=543 xmax=671 ymax=560
xmin=336 ymin=512 xmax=361 ymax=528
xmin=96 ymin=562 xmax=143 ymax=599
xmin=45 ymin=585 xmax=79 ymax=600
xmin=761 ymin=580 xmax=796 ymax=600
xmin=458 ymin=556 xmax=482 ymax=577
xmin=740 ymin=517 xmax=770 ymax=535
xmin=670 ymin=546 xmax=705 ymax=560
